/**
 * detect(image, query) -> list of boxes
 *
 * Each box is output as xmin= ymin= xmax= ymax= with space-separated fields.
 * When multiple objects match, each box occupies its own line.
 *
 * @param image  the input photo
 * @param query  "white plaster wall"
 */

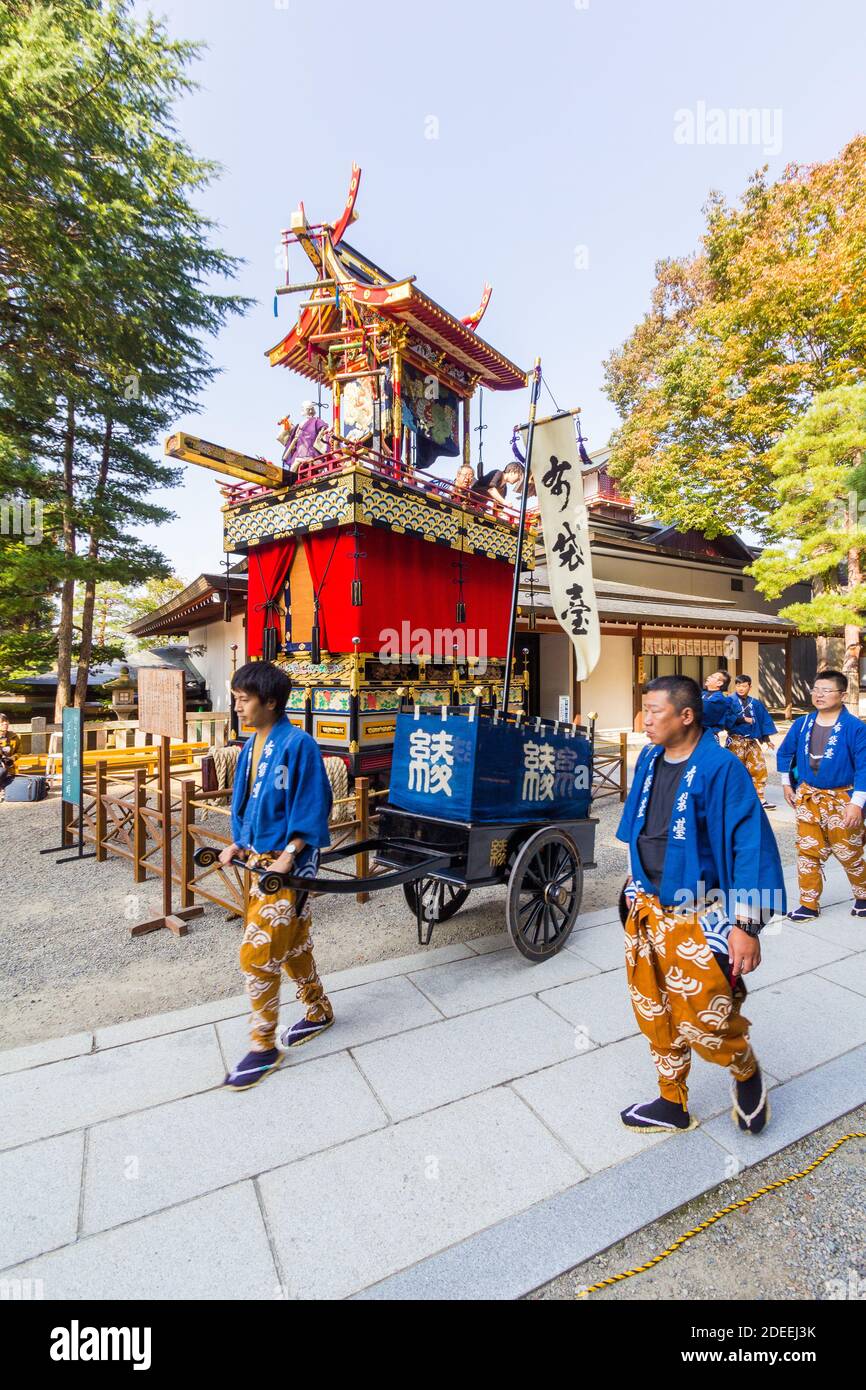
xmin=188 ymin=615 xmax=246 ymax=714
xmin=581 ymin=635 xmax=633 ymax=732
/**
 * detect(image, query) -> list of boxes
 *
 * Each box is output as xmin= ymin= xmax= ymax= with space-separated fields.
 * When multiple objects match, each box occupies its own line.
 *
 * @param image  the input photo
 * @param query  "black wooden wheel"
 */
xmin=505 ymin=827 xmax=583 ymax=961
xmin=403 ymin=877 xmax=471 ymax=924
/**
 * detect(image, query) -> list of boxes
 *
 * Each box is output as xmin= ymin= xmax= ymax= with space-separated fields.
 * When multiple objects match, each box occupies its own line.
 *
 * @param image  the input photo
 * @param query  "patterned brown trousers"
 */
xmin=726 ymin=735 xmax=768 ymax=801
xmin=625 ymin=890 xmax=757 ymax=1108
xmin=794 ymin=784 xmax=866 ymax=910
xmin=240 ymin=852 xmax=332 ymax=1051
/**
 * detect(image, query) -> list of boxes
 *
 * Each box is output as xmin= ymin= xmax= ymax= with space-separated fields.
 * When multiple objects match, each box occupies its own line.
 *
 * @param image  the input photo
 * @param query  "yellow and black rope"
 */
xmin=576 ymin=1130 xmax=866 ymax=1298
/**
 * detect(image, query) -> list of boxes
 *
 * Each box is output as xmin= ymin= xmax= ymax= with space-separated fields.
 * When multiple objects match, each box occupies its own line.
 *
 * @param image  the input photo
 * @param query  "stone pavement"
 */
xmin=1 ymin=859 xmax=865 ymax=1301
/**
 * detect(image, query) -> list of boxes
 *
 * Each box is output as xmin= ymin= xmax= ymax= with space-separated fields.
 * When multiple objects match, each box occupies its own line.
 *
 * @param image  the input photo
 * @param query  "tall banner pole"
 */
xmin=501 ymin=357 xmax=542 ymax=714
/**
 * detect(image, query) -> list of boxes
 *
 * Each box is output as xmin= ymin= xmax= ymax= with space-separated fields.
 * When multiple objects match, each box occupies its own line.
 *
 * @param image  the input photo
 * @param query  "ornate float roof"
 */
xmin=266 ymin=166 xmax=527 ymax=394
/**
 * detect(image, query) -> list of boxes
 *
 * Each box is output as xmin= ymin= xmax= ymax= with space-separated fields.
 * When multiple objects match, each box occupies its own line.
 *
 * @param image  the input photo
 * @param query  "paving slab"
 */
xmin=817 ymin=950 xmax=866 ymax=997
xmin=322 ymin=941 xmax=474 ymax=990
xmin=539 ymin=967 xmax=638 ymax=1045
xmin=215 ymin=973 xmax=442 ymax=1065
xmin=352 ymin=995 xmax=582 ymax=1121
xmin=407 ymin=945 xmax=597 ymax=1017
xmin=0 ymin=1132 xmax=84 ymax=1269
xmin=95 ymin=998 xmax=247 ymax=1051
xmin=511 ymin=1033 xmax=777 ymax=1174
xmin=564 ymin=918 xmax=624 ymax=972
xmin=0 ymin=1031 xmax=92 ymax=1078
xmin=703 ymin=1043 xmax=866 ymax=1167
xmin=259 ymin=1087 xmax=584 ymax=1300
xmin=0 ymin=1026 xmax=224 ymax=1151
xmin=353 ymin=1129 xmax=729 ymax=1301
xmin=2 ymin=1182 xmax=279 ymax=1299
xmin=788 ymin=910 xmax=866 ymax=952
xmin=461 ymin=931 xmax=512 ymax=955
xmin=742 ymin=918 xmax=850 ymax=988
xmin=744 ymin=973 xmax=866 ymax=1081
xmin=81 ymin=1051 xmax=386 ymax=1235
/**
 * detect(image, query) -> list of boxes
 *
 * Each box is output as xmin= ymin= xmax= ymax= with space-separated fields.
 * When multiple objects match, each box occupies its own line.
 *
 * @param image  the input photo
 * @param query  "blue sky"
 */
xmin=134 ymin=0 xmax=866 ymax=578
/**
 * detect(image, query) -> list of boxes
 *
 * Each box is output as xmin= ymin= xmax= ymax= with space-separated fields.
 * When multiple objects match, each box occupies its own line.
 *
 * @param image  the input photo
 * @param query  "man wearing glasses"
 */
xmin=776 ymin=670 xmax=866 ymax=921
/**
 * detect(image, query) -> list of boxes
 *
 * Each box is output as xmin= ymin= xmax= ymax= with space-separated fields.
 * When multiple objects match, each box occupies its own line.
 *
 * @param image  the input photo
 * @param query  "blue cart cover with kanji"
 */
xmin=389 ymin=711 xmax=592 ymax=823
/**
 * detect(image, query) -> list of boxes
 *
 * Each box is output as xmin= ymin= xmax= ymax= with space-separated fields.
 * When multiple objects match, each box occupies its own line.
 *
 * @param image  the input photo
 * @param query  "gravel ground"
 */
xmin=0 ymin=765 xmax=797 ymax=1049
xmin=527 ymin=1104 xmax=866 ymax=1301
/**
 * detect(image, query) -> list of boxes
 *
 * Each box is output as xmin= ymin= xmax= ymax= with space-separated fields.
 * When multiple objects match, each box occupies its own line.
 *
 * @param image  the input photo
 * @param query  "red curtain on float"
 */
xmin=299 ymin=528 xmax=513 ymax=657
xmin=246 ymin=539 xmax=296 ymax=658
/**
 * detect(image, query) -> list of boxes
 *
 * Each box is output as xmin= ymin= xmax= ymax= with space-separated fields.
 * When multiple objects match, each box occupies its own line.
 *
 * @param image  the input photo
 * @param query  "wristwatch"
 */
xmin=283 ymin=840 xmax=300 ymax=858
xmin=733 ymin=919 xmax=761 ymax=938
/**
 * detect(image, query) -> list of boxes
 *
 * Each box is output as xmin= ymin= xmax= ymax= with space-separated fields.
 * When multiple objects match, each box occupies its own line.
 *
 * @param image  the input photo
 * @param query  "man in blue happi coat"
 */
xmin=726 ymin=674 xmax=778 ymax=808
xmin=701 ymin=670 xmax=742 ymax=739
xmin=218 ymin=662 xmax=334 ymax=1090
xmin=616 ymin=676 xmax=785 ymax=1136
xmin=776 ymin=668 xmax=866 ymax=922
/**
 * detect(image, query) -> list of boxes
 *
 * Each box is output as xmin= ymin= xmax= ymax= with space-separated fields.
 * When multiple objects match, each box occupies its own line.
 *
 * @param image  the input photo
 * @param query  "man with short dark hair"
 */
xmin=776 ymin=669 xmax=866 ymax=921
xmin=726 ymin=674 xmax=778 ymax=808
xmin=616 ymin=675 xmax=785 ymax=1135
xmin=701 ymin=670 xmax=741 ymax=738
xmin=218 ymin=661 xmax=334 ymax=1089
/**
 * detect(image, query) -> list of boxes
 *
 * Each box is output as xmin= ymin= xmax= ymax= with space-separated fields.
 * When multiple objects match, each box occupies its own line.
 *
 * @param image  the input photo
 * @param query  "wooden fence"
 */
xmin=9 ymin=712 xmax=231 ymax=757
xmin=69 ymin=760 xmax=385 ymax=917
xmin=591 ymin=731 xmax=629 ymax=803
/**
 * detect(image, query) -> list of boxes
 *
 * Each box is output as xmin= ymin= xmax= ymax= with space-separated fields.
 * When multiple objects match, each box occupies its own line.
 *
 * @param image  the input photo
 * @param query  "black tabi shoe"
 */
xmin=761 ymin=800 xmax=776 ymax=809
xmin=731 ymin=1067 xmax=770 ymax=1135
xmin=280 ymin=1015 xmax=335 ymax=1048
xmin=620 ymin=1097 xmax=698 ymax=1133
xmin=223 ymin=1048 xmax=285 ymax=1092
xmin=851 ymin=899 xmax=866 ymax=918
xmin=788 ymin=905 xmax=820 ymax=922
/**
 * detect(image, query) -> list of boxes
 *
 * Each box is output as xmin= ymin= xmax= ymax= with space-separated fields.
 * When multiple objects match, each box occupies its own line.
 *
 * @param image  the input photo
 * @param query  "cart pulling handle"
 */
xmin=193 ymin=838 xmax=451 ymax=896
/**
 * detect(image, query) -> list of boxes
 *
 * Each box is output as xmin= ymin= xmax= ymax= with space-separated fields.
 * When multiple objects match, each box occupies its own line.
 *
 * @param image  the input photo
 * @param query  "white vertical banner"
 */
xmin=520 ymin=412 xmax=601 ymax=680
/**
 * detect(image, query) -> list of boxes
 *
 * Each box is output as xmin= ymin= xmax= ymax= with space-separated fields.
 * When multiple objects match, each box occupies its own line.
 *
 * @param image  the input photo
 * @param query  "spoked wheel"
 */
xmin=403 ymin=877 xmax=471 ymax=927
xmin=505 ymin=827 xmax=583 ymax=962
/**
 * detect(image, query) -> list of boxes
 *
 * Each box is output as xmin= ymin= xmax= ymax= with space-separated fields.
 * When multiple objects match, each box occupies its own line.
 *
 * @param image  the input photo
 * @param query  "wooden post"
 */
xmin=180 ymin=778 xmax=194 ymax=909
xmin=130 ymin=736 xmax=203 ymax=938
xmin=570 ymin=643 xmax=581 ymax=723
xmin=391 ymin=350 xmax=402 ymax=464
xmin=133 ymin=769 xmax=146 ymax=884
xmin=62 ymin=798 xmax=74 ymax=848
xmin=95 ymin=761 xmax=107 ymax=862
xmin=619 ymin=731 xmax=629 ymax=802
xmin=462 ymin=394 xmax=471 ymax=469
xmin=784 ymin=635 xmax=793 ymax=718
xmin=355 ymin=775 xmax=370 ymax=905
xmin=632 ymin=624 xmax=644 ymax=732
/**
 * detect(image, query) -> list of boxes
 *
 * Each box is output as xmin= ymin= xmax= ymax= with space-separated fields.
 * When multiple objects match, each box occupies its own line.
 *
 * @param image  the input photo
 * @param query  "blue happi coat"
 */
xmin=231 ymin=716 xmax=332 ymax=862
xmin=728 ymin=696 xmax=777 ymax=740
xmin=701 ymin=691 xmax=740 ymax=734
xmin=617 ymin=730 xmax=786 ymax=915
xmin=776 ymin=706 xmax=866 ymax=796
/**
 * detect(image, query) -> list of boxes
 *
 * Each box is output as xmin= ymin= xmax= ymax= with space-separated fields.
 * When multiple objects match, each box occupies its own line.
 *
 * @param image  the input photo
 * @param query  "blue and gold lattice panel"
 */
xmin=354 ymin=471 xmax=463 ymax=552
xmin=223 ymin=477 xmax=355 ymax=551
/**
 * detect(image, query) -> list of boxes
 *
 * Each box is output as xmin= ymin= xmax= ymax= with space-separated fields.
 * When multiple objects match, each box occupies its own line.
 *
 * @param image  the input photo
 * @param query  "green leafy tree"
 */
xmin=0 ymin=0 xmax=249 ymax=716
xmin=748 ymin=385 xmax=866 ymax=707
xmin=605 ymin=138 xmax=866 ymax=538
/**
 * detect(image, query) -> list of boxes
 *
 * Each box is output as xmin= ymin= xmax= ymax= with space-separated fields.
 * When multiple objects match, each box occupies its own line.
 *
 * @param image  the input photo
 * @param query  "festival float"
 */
xmin=183 ymin=167 xmax=605 ymax=955
xmin=167 ymin=165 xmax=539 ymax=780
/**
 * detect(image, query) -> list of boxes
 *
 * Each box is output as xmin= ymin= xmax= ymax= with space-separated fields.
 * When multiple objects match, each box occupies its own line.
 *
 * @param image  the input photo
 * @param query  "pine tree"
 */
xmin=0 ymin=1 xmax=249 ymax=712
